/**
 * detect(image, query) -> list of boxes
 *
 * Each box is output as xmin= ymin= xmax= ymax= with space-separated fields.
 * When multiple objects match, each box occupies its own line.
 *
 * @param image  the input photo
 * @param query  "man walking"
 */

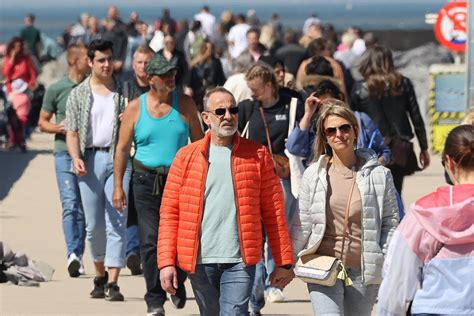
xmin=65 ymin=39 xmax=131 ymax=301
xmin=113 ymin=54 xmax=203 ymax=315
xmin=158 ymin=87 xmax=294 ymax=315
xmin=38 ymin=43 xmax=90 ymax=277
xmin=20 ymin=13 xmax=41 ymax=60
xmin=122 ymin=44 xmax=155 ymax=276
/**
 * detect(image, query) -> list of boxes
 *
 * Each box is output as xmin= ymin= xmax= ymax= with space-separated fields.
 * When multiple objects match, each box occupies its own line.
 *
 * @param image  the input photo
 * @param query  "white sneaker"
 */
xmin=266 ymin=287 xmax=285 ymax=303
xmin=67 ymin=253 xmax=81 ymax=278
xmin=78 ymin=257 xmax=85 ymax=275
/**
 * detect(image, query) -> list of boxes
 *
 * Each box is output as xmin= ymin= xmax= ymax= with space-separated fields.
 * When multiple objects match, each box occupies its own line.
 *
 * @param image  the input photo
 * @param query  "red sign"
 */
xmin=434 ymin=1 xmax=467 ymax=52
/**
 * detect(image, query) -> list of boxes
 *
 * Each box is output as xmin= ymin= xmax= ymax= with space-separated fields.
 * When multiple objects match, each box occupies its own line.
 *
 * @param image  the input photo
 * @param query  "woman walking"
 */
xmin=292 ymin=102 xmax=399 ymax=315
xmin=377 ymin=124 xmax=474 ymax=316
xmin=351 ymin=45 xmax=429 ymax=195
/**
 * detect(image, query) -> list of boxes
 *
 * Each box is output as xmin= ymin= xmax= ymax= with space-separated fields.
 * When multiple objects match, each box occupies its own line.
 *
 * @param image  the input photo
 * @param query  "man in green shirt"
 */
xmin=20 ymin=14 xmax=41 ymax=59
xmin=38 ymin=43 xmax=90 ymax=278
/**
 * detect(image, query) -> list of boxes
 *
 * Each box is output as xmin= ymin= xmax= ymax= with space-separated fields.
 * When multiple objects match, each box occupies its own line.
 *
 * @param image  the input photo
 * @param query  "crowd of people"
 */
xmin=1 ymin=4 xmax=473 ymax=316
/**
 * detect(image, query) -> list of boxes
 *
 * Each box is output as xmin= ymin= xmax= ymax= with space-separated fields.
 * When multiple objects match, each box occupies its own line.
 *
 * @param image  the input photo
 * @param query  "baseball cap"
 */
xmin=145 ymin=54 xmax=177 ymax=76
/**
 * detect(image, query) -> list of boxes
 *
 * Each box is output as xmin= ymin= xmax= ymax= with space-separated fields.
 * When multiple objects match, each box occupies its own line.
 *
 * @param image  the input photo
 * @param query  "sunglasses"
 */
xmin=325 ymin=124 xmax=352 ymax=137
xmin=207 ymin=107 xmax=239 ymax=117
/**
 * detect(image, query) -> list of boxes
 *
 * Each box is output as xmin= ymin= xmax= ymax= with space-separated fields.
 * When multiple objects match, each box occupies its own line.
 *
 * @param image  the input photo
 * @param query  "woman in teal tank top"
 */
xmin=133 ymin=91 xmax=189 ymax=168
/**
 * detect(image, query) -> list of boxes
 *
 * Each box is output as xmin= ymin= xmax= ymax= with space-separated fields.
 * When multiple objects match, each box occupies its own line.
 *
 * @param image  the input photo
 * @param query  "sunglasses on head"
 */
xmin=325 ymin=124 xmax=352 ymax=137
xmin=207 ymin=107 xmax=239 ymax=117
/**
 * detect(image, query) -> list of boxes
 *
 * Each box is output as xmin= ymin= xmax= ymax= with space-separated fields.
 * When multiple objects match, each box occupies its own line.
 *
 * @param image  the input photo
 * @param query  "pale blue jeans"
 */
xmin=307 ymin=268 xmax=379 ymax=316
xmin=78 ymin=149 xmax=132 ymax=268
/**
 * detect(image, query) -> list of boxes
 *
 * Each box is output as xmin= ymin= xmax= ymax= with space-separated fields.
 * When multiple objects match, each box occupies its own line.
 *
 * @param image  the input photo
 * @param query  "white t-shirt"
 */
xmin=86 ymin=91 xmax=115 ymax=148
xmin=227 ymin=23 xmax=250 ymax=59
xmin=194 ymin=11 xmax=216 ymax=38
xmin=223 ymin=73 xmax=252 ymax=103
xmin=352 ymin=38 xmax=366 ymax=56
xmin=149 ymin=30 xmax=164 ymax=53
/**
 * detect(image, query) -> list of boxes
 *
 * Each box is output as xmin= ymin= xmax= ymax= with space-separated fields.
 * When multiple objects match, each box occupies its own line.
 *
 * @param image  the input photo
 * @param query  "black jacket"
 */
xmin=350 ymin=76 xmax=428 ymax=151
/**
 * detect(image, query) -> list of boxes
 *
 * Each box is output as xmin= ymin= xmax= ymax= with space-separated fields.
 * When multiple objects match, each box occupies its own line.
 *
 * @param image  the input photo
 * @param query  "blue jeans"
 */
xmin=189 ymin=262 xmax=256 ymax=316
xmin=308 ymin=268 xmax=379 ymax=316
xmin=126 ymin=226 xmax=140 ymax=255
xmin=250 ymin=178 xmax=296 ymax=311
xmin=78 ymin=149 xmax=132 ymax=268
xmin=54 ymin=151 xmax=85 ymax=258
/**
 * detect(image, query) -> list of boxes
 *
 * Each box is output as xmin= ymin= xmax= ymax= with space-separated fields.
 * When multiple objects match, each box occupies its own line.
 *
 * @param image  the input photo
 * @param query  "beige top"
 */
xmin=316 ymin=162 xmax=362 ymax=268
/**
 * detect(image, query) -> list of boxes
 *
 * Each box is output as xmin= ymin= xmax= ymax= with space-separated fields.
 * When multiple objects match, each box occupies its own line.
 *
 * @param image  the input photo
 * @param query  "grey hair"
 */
xmin=202 ymin=87 xmax=236 ymax=111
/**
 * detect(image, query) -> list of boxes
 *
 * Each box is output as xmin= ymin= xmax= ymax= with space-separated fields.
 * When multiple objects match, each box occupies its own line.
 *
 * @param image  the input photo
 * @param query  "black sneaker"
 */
xmin=146 ymin=305 xmax=165 ymax=316
xmin=170 ymin=285 xmax=186 ymax=309
xmin=90 ymin=271 xmax=108 ymax=299
xmin=105 ymin=282 xmax=124 ymax=302
xmin=126 ymin=252 xmax=142 ymax=275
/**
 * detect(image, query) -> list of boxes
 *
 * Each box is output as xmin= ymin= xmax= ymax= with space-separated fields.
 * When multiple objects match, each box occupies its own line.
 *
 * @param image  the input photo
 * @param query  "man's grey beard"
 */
xmin=209 ymin=121 xmax=237 ymax=137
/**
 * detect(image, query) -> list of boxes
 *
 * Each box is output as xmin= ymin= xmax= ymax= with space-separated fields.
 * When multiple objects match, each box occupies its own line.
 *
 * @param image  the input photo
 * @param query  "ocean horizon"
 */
xmin=0 ymin=1 xmax=448 ymax=43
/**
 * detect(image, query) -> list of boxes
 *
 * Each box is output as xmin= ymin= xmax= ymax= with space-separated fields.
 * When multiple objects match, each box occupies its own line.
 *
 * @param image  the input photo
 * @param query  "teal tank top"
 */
xmin=133 ymin=91 xmax=189 ymax=168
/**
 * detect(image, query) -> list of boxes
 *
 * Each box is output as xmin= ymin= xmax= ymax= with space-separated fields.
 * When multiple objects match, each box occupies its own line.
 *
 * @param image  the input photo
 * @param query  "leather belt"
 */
xmin=86 ymin=147 xmax=110 ymax=152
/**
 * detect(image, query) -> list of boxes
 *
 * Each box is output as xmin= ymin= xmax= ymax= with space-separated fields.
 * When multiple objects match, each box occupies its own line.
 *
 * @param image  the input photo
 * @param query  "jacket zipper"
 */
xmin=230 ymin=151 xmax=247 ymax=264
xmin=191 ymin=151 xmax=209 ymax=273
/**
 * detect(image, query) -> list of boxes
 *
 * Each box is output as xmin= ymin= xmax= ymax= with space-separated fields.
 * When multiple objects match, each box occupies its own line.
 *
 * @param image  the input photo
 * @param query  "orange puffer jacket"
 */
xmin=157 ymin=132 xmax=294 ymax=273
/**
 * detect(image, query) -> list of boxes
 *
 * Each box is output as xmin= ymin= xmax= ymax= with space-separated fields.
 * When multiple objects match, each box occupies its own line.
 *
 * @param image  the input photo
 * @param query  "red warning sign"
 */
xmin=434 ymin=1 xmax=467 ymax=52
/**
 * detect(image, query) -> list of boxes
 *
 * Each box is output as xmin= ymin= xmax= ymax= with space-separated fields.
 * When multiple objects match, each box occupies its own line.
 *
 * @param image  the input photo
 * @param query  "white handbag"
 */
xmin=295 ymin=254 xmax=342 ymax=286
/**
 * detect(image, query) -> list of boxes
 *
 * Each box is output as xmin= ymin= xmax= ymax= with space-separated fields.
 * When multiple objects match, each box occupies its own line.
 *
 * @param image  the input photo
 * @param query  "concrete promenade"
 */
xmin=0 ymin=132 xmax=445 ymax=315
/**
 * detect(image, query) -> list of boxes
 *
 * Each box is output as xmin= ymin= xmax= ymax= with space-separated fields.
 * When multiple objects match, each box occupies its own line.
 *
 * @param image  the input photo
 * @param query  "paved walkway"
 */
xmin=0 ymin=132 xmax=445 ymax=315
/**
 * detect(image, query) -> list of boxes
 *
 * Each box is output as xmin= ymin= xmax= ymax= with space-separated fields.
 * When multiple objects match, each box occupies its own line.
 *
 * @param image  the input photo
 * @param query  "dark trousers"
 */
xmin=132 ymin=171 xmax=187 ymax=308
xmin=391 ymin=170 xmax=404 ymax=195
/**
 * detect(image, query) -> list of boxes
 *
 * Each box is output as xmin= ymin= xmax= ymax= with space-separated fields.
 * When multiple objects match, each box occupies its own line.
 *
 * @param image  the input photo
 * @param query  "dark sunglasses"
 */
xmin=207 ymin=107 xmax=239 ymax=117
xmin=325 ymin=124 xmax=352 ymax=137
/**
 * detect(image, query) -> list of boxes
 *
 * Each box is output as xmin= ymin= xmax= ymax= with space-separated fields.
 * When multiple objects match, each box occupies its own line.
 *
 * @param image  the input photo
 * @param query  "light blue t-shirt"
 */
xmin=197 ymin=144 xmax=242 ymax=264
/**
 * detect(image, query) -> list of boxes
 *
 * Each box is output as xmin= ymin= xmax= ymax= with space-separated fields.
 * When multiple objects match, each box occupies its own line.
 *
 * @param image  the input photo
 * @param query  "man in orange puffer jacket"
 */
xmin=158 ymin=87 xmax=294 ymax=315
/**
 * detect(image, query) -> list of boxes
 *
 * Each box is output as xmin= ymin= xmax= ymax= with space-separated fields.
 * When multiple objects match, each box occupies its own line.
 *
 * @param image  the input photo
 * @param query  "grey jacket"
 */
xmin=291 ymin=148 xmax=399 ymax=285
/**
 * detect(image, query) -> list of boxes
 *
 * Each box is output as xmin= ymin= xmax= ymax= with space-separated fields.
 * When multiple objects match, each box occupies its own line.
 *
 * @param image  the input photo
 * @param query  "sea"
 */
xmin=0 ymin=1 xmax=449 ymax=43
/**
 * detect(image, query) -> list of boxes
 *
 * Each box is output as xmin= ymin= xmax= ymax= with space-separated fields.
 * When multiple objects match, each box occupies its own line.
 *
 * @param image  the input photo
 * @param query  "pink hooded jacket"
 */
xmin=377 ymin=184 xmax=474 ymax=316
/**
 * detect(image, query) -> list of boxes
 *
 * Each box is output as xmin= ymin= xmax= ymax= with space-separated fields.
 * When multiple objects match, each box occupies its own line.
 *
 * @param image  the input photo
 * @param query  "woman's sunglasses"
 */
xmin=207 ymin=107 xmax=239 ymax=117
xmin=325 ymin=124 xmax=352 ymax=137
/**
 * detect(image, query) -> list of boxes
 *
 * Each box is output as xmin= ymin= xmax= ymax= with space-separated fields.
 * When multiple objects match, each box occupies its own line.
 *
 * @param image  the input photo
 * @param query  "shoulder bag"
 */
xmin=258 ymin=105 xmax=290 ymax=179
xmin=378 ymin=98 xmax=421 ymax=176
xmin=294 ymin=174 xmax=356 ymax=286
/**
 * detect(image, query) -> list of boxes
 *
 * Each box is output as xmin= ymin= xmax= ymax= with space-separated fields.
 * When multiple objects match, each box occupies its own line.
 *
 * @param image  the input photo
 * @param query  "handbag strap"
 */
xmin=288 ymin=97 xmax=298 ymax=136
xmin=258 ymin=105 xmax=274 ymax=156
xmin=340 ymin=172 xmax=357 ymax=261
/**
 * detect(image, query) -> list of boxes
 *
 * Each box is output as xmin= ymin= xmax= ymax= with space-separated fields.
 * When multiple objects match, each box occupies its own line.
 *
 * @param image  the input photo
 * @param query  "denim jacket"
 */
xmin=286 ymin=111 xmax=391 ymax=164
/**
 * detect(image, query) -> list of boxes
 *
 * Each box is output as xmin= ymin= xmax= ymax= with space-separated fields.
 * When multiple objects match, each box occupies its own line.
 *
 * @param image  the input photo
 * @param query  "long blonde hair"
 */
xmin=313 ymin=101 xmax=359 ymax=161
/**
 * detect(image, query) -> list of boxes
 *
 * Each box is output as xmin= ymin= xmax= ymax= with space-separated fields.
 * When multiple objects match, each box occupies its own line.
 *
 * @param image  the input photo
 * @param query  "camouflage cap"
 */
xmin=145 ymin=54 xmax=177 ymax=75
